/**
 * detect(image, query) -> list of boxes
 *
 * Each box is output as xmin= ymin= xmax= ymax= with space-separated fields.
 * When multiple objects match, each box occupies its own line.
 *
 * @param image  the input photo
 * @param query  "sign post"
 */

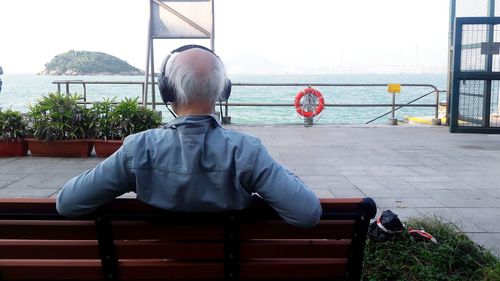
xmin=144 ymin=0 xmax=214 ymax=111
xmin=387 ymin=83 xmax=401 ymax=125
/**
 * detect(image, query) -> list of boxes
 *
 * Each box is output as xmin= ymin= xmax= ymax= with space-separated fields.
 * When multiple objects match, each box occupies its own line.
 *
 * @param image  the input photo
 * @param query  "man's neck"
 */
xmin=174 ymin=103 xmax=214 ymax=117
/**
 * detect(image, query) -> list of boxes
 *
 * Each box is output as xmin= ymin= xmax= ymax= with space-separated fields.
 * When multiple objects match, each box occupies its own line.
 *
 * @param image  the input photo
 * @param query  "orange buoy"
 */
xmin=294 ymin=87 xmax=325 ymax=118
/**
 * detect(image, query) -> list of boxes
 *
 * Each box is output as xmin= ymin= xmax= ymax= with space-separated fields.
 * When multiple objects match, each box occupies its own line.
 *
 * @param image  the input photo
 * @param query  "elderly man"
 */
xmin=57 ymin=45 xmax=322 ymax=228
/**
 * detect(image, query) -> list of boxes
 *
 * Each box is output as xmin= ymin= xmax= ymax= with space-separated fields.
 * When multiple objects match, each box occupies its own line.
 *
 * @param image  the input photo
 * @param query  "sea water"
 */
xmin=0 ymin=73 xmax=446 ymax=125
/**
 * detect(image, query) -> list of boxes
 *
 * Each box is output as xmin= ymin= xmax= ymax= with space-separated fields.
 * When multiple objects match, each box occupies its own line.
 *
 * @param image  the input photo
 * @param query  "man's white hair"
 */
xmin=164 ymin=49 xmax=227 ymax=106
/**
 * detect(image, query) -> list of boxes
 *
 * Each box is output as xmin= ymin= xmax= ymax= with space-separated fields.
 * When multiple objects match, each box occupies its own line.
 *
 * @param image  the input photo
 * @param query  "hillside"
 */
xmin=39 ymin=50 xmax=144 ymax=75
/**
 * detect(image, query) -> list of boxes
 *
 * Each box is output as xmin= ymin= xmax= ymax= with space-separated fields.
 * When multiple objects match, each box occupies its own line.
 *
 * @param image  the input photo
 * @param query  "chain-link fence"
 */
xmin=451 ymin=0 xmax=499 ymax=45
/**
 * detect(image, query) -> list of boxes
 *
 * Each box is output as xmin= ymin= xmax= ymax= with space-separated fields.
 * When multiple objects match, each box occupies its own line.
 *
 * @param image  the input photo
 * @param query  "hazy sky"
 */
xmin=0 ymin=0 xmax=450 ymax=74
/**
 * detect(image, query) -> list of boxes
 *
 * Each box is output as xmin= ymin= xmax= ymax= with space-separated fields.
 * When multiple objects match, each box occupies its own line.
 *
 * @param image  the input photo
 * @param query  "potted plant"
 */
xmin=0 ymin=108 xmax=28 ymax=157
xmin=89 ymin=98 xmax=122 ymax=157
xmin=26 ymin=92 xmax=93 ymax=157
xmin=91 ymin=97 xmax=162 ymax=157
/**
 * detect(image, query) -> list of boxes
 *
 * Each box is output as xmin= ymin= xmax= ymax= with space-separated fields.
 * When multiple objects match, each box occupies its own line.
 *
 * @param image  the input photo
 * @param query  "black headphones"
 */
xmin=158 ymin=44 xmax=232 ymax=104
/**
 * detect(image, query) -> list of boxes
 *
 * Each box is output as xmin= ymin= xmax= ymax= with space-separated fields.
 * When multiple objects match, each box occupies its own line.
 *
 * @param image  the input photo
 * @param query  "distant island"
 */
xmin=39 ymin=50 xmax=144 ymax=75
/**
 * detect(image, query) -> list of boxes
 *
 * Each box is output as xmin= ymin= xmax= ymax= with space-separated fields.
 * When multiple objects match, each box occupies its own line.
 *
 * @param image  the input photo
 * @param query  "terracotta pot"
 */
xmin=93 ymin=139 xmax=123 ymax=157
xmin=0 ymin=140 xmax=28 ymax=157
xmin=25 ymin=138 xmax=93 ymax=157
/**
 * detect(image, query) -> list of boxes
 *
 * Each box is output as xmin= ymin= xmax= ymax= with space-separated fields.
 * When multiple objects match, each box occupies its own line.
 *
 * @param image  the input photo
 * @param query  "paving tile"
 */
xmin=465 ymin=233 xmax=500 ymax=257
xmin=418 ymin=207 xmax=485 ymax=233
xmin=330 ymin=188 xmax=366 ymax=198
xmin=313 ymin=189 xmax=334 ymax=198
xmin=425 ymin=189 xmax=500 ymax=208
xmin=0 ymin=158 xmax=19 ymax=167
xmin=373 ymin=197 xmax=446 ymax=208
xmin=0 ymin=187 xmax=59 ymax=197
xmin=0 ymin=181 xmax=11 ymax=188
xmin=482 ymin=189 xmax=500 ymax=199
xmin=301 ymin=176 xmax=356 ymax=190
xmin=0 ymin=174 xmax=27 ymax=182
xmin=408 ymin=166 xmax=442 ymax=175
xmin=453 ymin=208 xmax=500 ymax=232
xmin=409 ymin=181 xmax=475 ymax=190
xmin=361 ymin=188 xmax=428 ymax=198
xmin=291 ymin=164 xmax=340 ymax=177
xmin=401 ymin=175 xmax=456 ymax=183
xmin=452 ymin=175 xmax=500 ymax=188
xmin=4 ymin=173 xmax=55 ymax=189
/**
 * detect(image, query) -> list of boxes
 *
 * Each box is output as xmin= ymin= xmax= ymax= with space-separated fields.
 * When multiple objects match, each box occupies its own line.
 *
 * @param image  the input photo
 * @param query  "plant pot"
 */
xmin=93 ymin=139 xmax=123 ymax=157
xmin=0 ymin=140 xmax=28 ymax=157
xmin=25 ymin=138 xmax=93 ymax=157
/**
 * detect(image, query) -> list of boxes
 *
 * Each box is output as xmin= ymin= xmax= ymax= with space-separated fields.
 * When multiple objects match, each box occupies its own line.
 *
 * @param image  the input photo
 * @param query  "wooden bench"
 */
xmin=0 ymin=197 xmax=376 ymax=281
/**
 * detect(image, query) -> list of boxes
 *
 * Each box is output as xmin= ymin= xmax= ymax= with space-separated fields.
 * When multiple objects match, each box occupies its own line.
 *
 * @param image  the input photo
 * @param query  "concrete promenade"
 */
xmin=1 ymin=124 xmax=499 ymax=255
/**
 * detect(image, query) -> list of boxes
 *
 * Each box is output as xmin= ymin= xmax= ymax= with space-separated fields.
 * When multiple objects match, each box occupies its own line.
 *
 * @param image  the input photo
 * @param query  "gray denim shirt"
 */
xmin=57 ymin=115 xmax=322 ymax=228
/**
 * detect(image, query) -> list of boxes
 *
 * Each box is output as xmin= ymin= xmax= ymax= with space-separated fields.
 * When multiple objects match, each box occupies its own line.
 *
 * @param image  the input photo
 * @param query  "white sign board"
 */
xmin=151 ymin=0 xmax=212 ymax=38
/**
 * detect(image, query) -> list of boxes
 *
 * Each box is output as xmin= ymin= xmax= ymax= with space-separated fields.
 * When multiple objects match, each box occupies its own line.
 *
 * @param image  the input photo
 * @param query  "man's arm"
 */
xmin=250 ymin=145 xmax=322 ymax=228
xmin=56 ymin=147 xmax=135 ymax=217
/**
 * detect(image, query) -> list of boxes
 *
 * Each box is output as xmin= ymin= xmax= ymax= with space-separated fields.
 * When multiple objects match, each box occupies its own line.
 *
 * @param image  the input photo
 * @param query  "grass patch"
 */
xmin=363 ymin=217 xmax=500 ymax=281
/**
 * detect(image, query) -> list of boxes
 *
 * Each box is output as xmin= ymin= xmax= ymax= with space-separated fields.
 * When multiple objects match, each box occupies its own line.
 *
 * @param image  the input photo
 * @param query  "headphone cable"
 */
xmin=219 ymin=101 xmax=224 ymax=121
xmin=166 ymin=103 xmax=178 ymax=119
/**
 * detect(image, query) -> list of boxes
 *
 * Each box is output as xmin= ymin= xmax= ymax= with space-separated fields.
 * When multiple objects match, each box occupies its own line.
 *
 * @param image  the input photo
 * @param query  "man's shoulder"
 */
xmin=123 ymin=128 xmax=168 ymax=146
xmin=219 ymin=127 xmax=263 ymax=145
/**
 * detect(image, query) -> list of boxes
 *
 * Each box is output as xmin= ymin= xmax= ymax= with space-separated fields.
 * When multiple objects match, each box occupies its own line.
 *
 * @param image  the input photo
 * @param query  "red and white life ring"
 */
xmin=294 ymin=87 xmax=325 ymax=118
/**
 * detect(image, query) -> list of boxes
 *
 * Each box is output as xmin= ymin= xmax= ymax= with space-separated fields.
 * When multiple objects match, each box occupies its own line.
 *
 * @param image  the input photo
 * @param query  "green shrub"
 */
xmin=363 ymin=217 xmax=499 ymax=281
xmin=90 ymin=97 xmax=161 ymax=140
xmin=28 ymin=92 xmax=92 ymax=141
xmin=0 ymin=108 xmax=27 ymax=142
xmin=483 ymin=262 xmax=500 ymax=281
xmin=89 ymin=98 xmax=121 ymax=140
xmin=112 ymin=97 xmax=161 ymax=140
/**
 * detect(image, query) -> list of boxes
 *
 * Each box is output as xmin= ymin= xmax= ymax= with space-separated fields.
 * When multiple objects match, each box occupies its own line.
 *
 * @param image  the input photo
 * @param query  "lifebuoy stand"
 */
xmin=294 ymin=87 xmax=325 ymax=125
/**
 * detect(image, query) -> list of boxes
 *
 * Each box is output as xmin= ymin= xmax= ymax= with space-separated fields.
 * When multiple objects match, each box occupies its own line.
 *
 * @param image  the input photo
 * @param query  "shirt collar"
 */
xmin=165 ymin=114 xmax=222 ymax=129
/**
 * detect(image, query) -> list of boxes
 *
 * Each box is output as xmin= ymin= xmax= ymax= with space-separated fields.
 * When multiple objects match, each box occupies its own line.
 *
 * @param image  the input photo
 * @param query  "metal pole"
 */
xmin=446 ymin=0 xmax=457 ymax=125
xmin=211 ymin=0 xmax=215 ymax=51
xmin=388 ymin=93 xmax=397 ymax=125
xmin=484 ymin=0 xmax=496 ymax=127
xmin=392 ymin=93 xmax=396 ymax=119
xmin=431 ymin=88 xmax=442 ymax=125
xmin=150 ymin=40 xmax=156 ymax=110
xmin=83 ymin=83 xmax=87 ymax=104
xmin=143 ymin=0 xmax=153 ymax=107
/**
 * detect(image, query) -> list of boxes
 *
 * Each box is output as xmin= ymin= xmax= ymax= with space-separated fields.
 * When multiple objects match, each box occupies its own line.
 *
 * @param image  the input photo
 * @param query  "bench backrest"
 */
xmin=0 ymin=197 xmax=376 ymax=281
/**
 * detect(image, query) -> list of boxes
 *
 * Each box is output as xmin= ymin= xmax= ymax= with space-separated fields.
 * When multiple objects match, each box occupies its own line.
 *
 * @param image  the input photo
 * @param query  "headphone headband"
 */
xmin=158 ymin=44 xmax=231 ymax=105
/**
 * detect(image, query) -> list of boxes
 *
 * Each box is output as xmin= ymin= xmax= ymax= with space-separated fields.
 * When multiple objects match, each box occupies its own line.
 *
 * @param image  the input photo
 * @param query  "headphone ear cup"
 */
xmin=221 ymin=79 xmax=231 ymax=101
xmin=158 ymin=75 xmax=176 ymax=103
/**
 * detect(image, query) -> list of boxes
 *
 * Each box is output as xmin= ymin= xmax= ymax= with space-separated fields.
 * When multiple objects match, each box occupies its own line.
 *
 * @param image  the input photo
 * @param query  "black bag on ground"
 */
xmin=368 ymin=209 xmax=404 ymax=242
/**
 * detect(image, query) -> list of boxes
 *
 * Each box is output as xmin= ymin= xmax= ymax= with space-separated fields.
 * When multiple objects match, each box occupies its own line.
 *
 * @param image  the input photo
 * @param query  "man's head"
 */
xmin=158 ymin=45 xmax=231 ymax=114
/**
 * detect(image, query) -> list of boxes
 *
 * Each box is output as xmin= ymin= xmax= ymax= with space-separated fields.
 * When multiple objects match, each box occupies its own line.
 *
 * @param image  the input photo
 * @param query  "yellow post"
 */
xmin=387 ymin=84 xmax=401 ymax=125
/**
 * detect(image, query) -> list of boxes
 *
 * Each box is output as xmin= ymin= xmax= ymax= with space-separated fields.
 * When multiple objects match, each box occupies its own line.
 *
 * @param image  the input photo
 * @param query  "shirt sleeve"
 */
xmin=249 ymin=144 xmax=322 ymax=228
xmin=56 ymin=146 xmax=135 ymax=218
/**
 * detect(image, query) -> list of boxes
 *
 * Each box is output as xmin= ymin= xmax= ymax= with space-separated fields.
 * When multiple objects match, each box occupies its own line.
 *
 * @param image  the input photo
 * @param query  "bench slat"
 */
xmin=240 ymin=220 xmax=355 ymax=239
xmin=0 ymin=240 xmax=99 ymax=259
xmin=0 ymin=221 xmax=96 ymax=240
xmin=110 ymin=220 xmax=355 ymax=241
xmin=112 ymin=222 xmax=225 ymax=240
xmin=241 ymin=240 xmax=351 ymax=259
xmin=240 ymin=259 xmax=348 ymax=280
xmin=0 ymin=239 xmax=350 ymax=259
xmin=0 ymin=260 xmax=102 ymax=280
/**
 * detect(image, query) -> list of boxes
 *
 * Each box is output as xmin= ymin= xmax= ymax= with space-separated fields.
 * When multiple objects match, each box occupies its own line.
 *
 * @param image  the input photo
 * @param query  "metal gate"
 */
xmin=450 ymin=17 xmax=500 ymax=133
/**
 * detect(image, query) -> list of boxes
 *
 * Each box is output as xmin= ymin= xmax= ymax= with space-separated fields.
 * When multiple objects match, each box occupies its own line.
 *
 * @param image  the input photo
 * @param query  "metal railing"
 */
xmin=52 ymin=80 xmax=443 ymax=125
